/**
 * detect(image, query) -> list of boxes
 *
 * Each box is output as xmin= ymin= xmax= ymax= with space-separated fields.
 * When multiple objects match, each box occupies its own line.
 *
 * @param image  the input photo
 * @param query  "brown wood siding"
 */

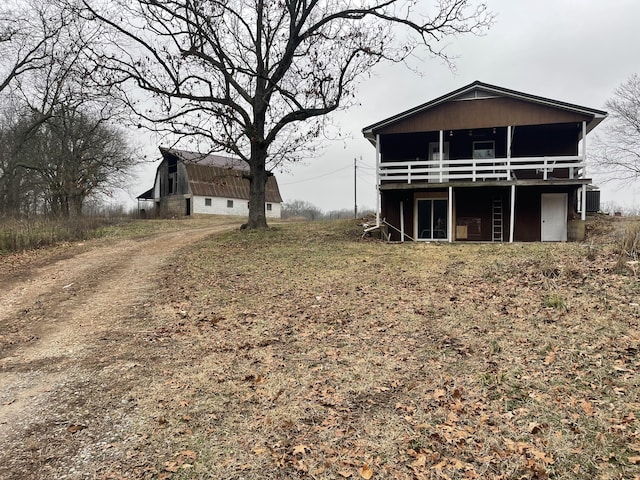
xmin=454 ymin=187 xmax=510 ymax=241
xmin=513 ymin=185 xmax=580 ymax=241
xmin=376 ymin=97 xmax=592 ymax=134
xmin=381 ymin=190 xmax=416 ymax=241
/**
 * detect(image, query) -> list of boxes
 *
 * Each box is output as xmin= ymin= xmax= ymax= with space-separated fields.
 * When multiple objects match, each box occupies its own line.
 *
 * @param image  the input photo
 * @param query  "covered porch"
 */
xmin=380 ymin=181 xmax=587 ymax=243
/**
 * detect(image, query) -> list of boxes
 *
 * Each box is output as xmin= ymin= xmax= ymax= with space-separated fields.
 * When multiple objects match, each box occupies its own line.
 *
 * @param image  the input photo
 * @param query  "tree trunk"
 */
xmin=246 ymin=143 xmax=269 ymax=229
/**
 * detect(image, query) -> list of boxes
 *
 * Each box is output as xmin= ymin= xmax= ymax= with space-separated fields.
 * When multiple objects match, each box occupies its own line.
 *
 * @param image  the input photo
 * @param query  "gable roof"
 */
xmin=160 ymin=147 xmax=283 ymax=203
xmin=362 ymin=80 xmax=608 ymax=140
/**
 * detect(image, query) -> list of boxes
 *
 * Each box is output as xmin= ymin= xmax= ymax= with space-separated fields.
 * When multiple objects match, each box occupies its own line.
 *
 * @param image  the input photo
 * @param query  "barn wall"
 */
xmin=158 ymin=194 xmax=189 ymax=217
xmin=193 ymin=195 xmax=281 ymax=218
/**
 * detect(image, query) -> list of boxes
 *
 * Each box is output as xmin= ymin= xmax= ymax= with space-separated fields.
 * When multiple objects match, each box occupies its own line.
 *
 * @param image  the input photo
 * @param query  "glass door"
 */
xmin=417 ymin=198 xmax=448 ymax=240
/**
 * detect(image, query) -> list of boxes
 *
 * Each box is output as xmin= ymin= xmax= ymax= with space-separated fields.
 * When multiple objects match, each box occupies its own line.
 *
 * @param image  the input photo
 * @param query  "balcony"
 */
xmin=378 ymin=155 xmax=586 ymax=184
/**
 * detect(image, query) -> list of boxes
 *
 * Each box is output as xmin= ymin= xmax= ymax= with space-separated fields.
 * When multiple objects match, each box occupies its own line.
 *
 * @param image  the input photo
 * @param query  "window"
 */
xmin=204 ymin=198 xmax=212 ymax=206
xmin=473 ymin=141 xmax=495 ymax=159
xmin=266 ymin=203 xmax=272 ymax=211
xmin=168 ymin=172 xmax=177 ymax=194
xmin=428 ymin=142 xmax=450 ymax=161
xmin=227 ymin=199 xmax=234 ymax=208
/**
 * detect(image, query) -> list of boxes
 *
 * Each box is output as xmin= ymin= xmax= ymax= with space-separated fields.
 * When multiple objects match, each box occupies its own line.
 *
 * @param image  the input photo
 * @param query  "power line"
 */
xmin=279 ymin=165 xmax=352 ymax=185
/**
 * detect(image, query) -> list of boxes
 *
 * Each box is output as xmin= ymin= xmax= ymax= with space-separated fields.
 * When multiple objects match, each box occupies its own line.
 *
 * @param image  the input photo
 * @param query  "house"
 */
xmin=362 ymin=81 xmax=607 ymax=242
xmin=138 ymin=147 xmax=283 ymax=218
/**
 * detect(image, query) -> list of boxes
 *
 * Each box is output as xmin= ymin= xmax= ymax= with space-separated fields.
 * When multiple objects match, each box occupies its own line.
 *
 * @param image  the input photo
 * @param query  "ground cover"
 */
xmin=128 ymin=219 xmax=640 ymax=479
xmin=0 ymin=216 xmax=638 ymax=479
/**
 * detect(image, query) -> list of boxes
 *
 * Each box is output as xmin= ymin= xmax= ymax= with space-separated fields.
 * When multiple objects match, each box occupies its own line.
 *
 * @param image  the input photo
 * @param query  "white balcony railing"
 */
xmin=378 ymin=156 xmax=586 ymax=183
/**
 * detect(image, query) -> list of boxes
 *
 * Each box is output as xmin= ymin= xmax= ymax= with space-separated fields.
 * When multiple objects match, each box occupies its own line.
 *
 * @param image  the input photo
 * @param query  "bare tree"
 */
xmin=0 ymin=0 xmax=74 ymax=94
xmin=0 ymin=98 xmax=136 ymax=218
xmin=0 ymin=1 xmax=138 ymax=218
xmin=592 ymin=74 xmax=640 ymax=181
xmin=73 ymin=0 xmax=493 ymax=228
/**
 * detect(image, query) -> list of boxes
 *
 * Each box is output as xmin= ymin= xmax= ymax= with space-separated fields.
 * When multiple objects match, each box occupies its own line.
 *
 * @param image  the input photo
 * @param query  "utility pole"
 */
xmin=354 ymin=157 xmax=358 ymax=219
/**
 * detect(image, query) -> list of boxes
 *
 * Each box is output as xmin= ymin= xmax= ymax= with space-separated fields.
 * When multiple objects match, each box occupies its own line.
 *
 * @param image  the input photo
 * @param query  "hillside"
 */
xmin=0 ymin=217 xmax=639 ymax=479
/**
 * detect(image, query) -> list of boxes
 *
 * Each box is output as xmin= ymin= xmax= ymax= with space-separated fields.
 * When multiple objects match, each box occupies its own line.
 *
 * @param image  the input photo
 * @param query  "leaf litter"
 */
xmin=125 ymin=218 xmax=640 ymax=479
xmin=1 ymin=216 xmax=639 ymax=479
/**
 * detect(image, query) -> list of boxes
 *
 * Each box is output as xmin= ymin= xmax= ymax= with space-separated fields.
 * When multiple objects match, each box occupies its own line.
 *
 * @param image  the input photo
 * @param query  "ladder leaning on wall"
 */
xmin=492 ymin=197 xmax=503 ymax=242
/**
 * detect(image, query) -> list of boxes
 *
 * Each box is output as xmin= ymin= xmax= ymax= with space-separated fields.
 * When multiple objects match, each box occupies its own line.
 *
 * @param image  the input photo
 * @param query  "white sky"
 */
xmin=123 ymin=0 xmax=640 ymax=213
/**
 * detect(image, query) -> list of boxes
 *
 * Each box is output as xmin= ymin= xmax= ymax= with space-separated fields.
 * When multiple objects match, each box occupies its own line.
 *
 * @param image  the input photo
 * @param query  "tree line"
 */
xmin=0 ymin=99 xmax=134 ymax=218
xmin=281 ymin=200 xmax=374 ymax=221
xmin=1 ymin=1 xmax=639 ymax=225
xmin=0 ymin=0 xmax=137 ymax=218
xmin=1 ymin=0 xmax=494 ymax=226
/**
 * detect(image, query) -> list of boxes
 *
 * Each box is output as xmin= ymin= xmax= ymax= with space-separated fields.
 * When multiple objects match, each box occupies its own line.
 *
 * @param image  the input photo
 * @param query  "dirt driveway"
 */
xmin=0 ymin=221 xmax=238 ymax=479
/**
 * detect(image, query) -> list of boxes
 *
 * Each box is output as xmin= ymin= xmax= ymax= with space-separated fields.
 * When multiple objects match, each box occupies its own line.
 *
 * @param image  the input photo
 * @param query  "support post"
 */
xmin=507 ymin=125 xmax=512 ymax=179
xmin=375 ymin=134 xmax=381 ymax=226
xmin=581 ymin=184 xmax=587 ymax=221
xmin=354 ymin=157 xmax=357 ymax=219
xmin=439 ymin=130 xmax=444 ymax=182
xmin=448 ymin=186 xmax=453 ymax=243
xmin=400 ymin=201 xmax=404 ymax=243
xmin=509 ymin=184 xmax=516 ymax=243
xmin=582 ymin=120 xmax=587 ymax=179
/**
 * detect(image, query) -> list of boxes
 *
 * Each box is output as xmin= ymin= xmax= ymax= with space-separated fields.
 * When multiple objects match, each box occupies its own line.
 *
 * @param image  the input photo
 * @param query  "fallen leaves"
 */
xmin=359 ymin=464 xmax=374 ymax=479
xmin=66 ymin=424 xmax=87 ymax=433
xmin=109 ymin=220 xmax=640 ymax=479
xmin=292 ymin=444 xmax=308 ymax=455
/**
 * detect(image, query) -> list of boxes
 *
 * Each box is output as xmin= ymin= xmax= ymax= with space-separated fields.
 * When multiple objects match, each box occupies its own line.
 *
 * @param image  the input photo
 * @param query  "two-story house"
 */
xmin=362 ymin=81 xmax=607 ymax=242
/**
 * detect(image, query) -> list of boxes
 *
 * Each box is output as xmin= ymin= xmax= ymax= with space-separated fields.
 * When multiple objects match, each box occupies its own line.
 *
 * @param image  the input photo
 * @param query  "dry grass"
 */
xmin=0 ymin=215 xmax=245 ymax=255
xmin=117 ymin=219 xmax=640 ymax=479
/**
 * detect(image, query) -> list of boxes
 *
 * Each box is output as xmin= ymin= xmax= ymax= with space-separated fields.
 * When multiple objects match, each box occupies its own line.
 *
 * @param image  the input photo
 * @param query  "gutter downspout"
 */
xmin=400 ymin=201 xmax=404 ymax=242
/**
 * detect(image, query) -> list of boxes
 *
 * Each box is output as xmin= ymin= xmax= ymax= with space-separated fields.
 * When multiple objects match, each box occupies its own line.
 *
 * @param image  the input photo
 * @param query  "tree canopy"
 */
xmin=0 ymin=98 xmax=136 ymax=217
xmin=75 ymin=0 xmax=493 ymax=227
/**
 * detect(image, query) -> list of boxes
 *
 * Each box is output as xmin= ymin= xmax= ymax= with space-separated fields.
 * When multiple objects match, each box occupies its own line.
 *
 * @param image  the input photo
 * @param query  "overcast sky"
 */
xmin=126 ymin=0 xmax=640 ymax=213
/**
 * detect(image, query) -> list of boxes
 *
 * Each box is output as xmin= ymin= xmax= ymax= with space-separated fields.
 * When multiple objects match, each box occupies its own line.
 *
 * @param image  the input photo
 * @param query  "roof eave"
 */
xmin=362 ymin=80 xmax=608 ymax=137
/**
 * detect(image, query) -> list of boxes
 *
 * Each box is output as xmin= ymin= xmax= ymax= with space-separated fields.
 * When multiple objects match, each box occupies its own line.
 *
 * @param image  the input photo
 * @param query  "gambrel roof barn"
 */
xmin=138 ymin=147 xmax=283 ymax=218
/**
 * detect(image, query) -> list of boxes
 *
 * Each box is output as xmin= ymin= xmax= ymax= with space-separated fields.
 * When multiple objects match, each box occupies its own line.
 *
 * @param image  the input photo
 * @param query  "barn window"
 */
xmin=266 ymin=203 xmax=272 ymax=211
xmin=227 ymin=199 xmax=234 ymax=208
xmin=205 ymin=198 xmax=212 ymax=206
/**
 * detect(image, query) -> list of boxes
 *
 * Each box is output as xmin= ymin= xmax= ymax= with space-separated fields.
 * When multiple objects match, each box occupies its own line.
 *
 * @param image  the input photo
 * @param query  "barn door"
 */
xmin=541 ymin=193 xmax=567 ymax=241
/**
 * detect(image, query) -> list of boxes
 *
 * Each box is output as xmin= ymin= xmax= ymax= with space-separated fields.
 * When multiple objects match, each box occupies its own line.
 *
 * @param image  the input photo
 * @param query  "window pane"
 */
xmin=433 ymin=200 xmax=448 ymax=239
xmin=417 ymin=200 xmax=432 ymax=239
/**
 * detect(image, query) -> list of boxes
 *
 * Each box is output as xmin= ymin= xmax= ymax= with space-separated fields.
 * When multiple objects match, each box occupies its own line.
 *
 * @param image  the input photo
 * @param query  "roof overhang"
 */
xmin=136 ymin=187 xmax=154 ymax=200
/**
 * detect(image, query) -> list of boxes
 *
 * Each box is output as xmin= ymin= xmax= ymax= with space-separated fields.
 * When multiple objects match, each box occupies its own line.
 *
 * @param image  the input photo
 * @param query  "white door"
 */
xmin=541 ymin=193 xmax=567 ymax=241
